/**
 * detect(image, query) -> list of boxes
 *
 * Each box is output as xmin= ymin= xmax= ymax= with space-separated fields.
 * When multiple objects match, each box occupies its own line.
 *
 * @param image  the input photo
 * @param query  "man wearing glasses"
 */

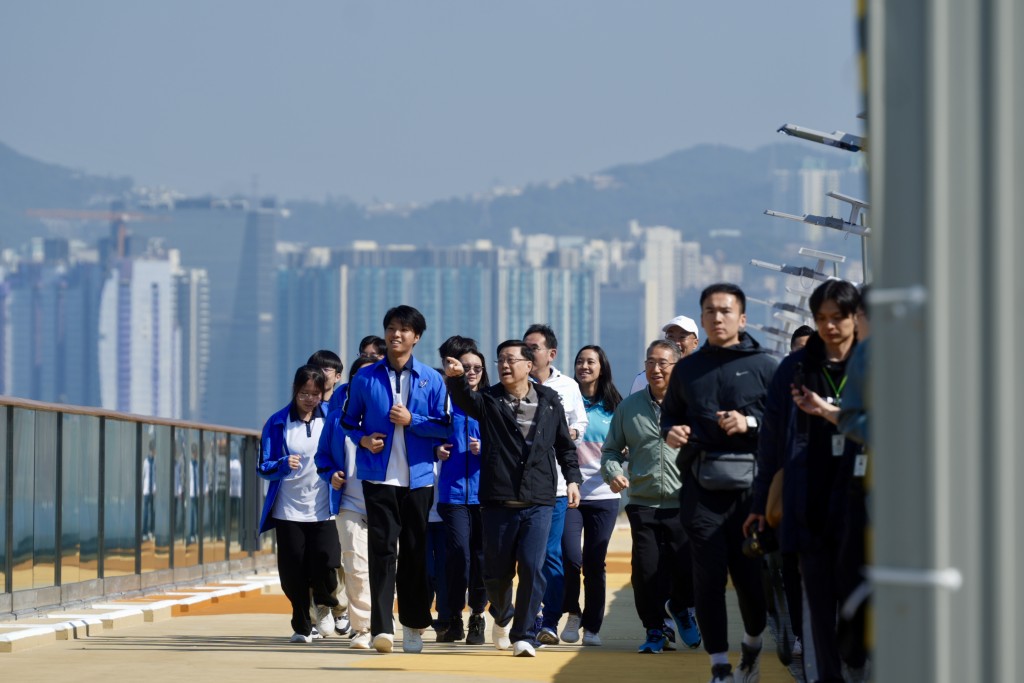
xmin=601 ymin=339 xmax=701 ymax=654
xmin=443 ymin=340 xmax=581 ymax=658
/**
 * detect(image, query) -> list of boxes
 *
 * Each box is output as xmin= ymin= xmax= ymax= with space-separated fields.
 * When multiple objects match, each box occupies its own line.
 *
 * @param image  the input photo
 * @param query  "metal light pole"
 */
xmin=869 ymin=1 xmax=1024 ymax=681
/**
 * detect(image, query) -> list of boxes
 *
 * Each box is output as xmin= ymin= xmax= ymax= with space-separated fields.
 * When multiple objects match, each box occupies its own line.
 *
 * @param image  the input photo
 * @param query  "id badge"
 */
xmin=832 ymin=434 xmax=845 ymax=456
xmin=853 ymin=454 xmax=868 ymax=477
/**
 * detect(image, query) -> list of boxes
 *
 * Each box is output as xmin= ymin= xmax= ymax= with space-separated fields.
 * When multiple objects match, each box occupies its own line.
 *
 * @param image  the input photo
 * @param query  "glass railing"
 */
xmin=0 ymin=396 xmax=275 ymax=615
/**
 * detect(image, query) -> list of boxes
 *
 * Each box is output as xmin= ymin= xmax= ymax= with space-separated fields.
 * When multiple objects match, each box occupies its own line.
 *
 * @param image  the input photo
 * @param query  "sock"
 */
xmin=710 ymin=651 xmax=730 ymax=666
xmin=742 ymin=633 xmax=763 ymax=650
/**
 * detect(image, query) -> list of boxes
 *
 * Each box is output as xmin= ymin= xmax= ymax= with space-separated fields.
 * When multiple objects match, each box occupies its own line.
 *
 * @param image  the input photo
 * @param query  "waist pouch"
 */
xmin=692 ymin=451 xmax=756 ymax=491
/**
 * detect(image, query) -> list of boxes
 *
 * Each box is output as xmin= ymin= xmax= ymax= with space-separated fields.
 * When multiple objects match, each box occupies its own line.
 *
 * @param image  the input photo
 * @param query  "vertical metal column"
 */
xmin=869 ymin=1 xmax=1024 ymax=681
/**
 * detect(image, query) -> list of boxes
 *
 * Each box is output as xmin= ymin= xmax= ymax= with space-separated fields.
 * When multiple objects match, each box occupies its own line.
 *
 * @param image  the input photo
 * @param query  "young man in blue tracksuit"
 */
xmin=340 ymin=305 xmax=451 ymax=654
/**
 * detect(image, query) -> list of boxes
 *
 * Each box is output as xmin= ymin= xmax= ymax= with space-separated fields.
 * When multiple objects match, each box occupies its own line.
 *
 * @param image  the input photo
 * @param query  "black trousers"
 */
xmin=363 ymin=482 xmax=434 ymax=635
xmin=437 ymin=502 xmax=487 ymax=618
xmin=624 ymin=503 xmax=695 ymax=630
xmin=274 ymin=518 xmax=341 ymax=636
xmin=679 ymin=478 xmax=766 ymax=655
xmin=562 ymin=498 xmax=620 ymax=634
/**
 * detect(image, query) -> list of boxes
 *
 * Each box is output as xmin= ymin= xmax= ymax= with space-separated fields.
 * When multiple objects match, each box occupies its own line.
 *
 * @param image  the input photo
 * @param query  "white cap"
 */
xmin=662 ymin=315 xmax=699 ymax=341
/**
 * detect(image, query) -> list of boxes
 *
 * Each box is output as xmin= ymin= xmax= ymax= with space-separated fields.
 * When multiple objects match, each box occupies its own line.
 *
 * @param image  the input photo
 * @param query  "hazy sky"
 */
xmin=1 ymin=1 xmax=860 ymax=205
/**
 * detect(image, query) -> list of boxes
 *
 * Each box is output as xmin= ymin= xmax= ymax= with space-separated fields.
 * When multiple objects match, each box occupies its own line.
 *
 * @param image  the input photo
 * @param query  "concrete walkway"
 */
xmin=1 ymin=523 xmax=797 ymax=682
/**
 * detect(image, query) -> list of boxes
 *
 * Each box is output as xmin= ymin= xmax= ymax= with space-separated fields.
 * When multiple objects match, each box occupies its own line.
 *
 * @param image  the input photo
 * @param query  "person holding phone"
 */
xmin=257 ymin=364 xmax=341 ymax=644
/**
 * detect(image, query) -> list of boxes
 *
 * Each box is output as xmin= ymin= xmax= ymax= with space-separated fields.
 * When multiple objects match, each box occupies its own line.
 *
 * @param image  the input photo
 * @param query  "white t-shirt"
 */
xmin=368 ymin=366 xmax=411 ymax=487
xmin=272 ymin=415 xmax=330 ymax=522
xmin=536 ymin=366 xmax=589 ymax=497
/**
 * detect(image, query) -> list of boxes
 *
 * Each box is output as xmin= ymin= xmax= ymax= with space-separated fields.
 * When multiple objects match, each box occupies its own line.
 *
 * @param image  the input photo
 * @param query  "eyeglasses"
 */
xmin=297 ymin=392 xmax=321 ymax=401
xmin=643 ymin=360 xmax=677 ymax=370
xmin=495 ymin=357 xmax=530 ymax=366
xmin=463 ymin=365 xmax=484 ymax=374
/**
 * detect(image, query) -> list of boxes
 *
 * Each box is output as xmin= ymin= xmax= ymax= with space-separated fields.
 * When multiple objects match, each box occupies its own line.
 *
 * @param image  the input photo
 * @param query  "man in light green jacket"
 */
xmin=602 ymin=339 xmax=700 ymax=654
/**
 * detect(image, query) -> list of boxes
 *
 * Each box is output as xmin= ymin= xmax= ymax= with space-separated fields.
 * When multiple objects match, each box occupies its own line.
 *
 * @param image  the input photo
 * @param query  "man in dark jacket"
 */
xmin=661 ymin=283 xmax=777 ymax=683
xmin=444 ymin=339 xmax=581 ymax=658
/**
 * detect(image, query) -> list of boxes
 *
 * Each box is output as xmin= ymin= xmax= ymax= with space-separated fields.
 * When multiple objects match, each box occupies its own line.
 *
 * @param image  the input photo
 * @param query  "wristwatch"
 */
xmin=745 ymin=415 xmax=758 ymax=430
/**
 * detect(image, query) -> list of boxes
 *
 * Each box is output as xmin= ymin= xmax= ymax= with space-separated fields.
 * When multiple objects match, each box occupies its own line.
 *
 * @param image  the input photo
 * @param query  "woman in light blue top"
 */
xmin=559 ymin=345 xmax=623 ymax=646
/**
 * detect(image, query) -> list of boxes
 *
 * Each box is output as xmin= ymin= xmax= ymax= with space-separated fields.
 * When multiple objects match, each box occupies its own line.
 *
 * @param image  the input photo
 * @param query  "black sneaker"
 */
xmin=438 ymin=615 xmax=464 ymax=643
xmin=433 ymin=619 xmax=448 ymax=643
xmin=709 ymin=663 xmax=734 ymax=683
xmin=662 ymin=624 xmax=677 ymax=651
xmin=466 ymin=613 xmax=486 ymax=645
xmin=735 ymin=642 xmax=761 ymax=683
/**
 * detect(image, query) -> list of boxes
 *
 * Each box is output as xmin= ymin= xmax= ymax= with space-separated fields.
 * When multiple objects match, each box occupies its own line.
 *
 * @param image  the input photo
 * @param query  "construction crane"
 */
xmin=26 ymin=208 xmax=169 ymax=259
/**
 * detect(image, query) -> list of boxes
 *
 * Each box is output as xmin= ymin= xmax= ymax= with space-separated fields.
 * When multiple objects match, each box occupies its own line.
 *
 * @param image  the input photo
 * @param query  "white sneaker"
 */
xmin=334 ymin=611 xmax=351 ymax=636
xmin=791 ymin=636 xmax=803 ymax=657
xmin=350 ymin=630 xmax=372 ymax=649
xmin=372 ymin=633 xmax=394 ymax=653
xmin=314 ymin=605 xmax=334 ymax=637
xmin=512 ymin=639 xmax=536 ymax=657
xmin=402 ymin=627 xmax=424 ymax=653
xmin=582 ymin=630 xmax=602 ymax=646
xmin=492 ymin=620 xmax=512 ymax=650
xmin=290 ymin=632 xmax=313 ymax=643
xmin=560 ymin=614 xmax=582 ymax=643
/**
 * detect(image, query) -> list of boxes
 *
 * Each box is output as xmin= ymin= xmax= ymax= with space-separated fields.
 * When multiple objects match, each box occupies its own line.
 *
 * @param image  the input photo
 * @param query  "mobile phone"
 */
xmin=791 ymin=362 xmax=805 ymax=390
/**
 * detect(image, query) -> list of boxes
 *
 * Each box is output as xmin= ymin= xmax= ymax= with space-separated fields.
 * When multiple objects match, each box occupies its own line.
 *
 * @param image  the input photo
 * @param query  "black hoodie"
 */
xmin=660 ymin=331 xmax=778 ymax=468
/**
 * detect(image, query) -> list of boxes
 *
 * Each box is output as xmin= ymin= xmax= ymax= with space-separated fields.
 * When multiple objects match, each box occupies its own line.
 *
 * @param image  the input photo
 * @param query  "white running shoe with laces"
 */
xmin=350 ymin=630 xmax=372 ymax=649
xmin=314 ymin=605 xmax=334 ymax=637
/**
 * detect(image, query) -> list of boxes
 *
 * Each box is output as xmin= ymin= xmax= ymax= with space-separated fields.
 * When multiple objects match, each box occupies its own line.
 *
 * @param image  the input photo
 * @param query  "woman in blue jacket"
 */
xmin=435 ymin=336 xmax=488 ymax=645
xmin=258 ymin=365 xmax=341 ymax=643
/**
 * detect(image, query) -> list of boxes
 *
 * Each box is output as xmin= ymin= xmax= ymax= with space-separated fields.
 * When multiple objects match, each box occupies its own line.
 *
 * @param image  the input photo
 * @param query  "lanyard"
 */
xmin=821 ymin=366 xmax=847 ymax=400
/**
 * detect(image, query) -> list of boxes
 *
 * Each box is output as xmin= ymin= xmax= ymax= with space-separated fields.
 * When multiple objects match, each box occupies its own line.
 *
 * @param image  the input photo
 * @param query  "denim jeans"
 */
xmin=482 ymin=504 xmax=553 ymax=643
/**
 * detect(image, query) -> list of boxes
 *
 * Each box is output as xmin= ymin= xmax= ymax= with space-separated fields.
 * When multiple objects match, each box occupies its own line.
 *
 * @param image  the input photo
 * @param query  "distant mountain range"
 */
xmin=0 ymin=140 xmax=862 ymax=263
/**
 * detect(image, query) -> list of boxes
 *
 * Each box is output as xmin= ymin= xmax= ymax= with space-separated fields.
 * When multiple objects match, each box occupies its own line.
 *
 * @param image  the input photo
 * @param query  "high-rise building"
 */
xmin=97 ymin=255 xmax=180 ymax=417
xmin=177 ymin=268 xmax=210 ymax=422
xmin=275 ymin=244 xmax=598 ymax=387
xmin=95 ymin=246 xmax=209 ymax=420
xmin=220 ymin=209 xmax=279 ymax=428
xmin=0 ymin=247 xmax=104 ymax=406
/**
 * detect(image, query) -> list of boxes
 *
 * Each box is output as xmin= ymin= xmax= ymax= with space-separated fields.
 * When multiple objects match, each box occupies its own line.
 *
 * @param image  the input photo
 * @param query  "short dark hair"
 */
xmin=359 ymin=335 xmax=386 ymax=356
xmin=646 ymin=338 xmax=682 ymax=361
xmin=382 ymin=305 xmax=426 ymax=336
xmin=291 ymin=364 xmax=326 ymax=402
xmin=523 ymin=323 xmax=558 ymax=350
xmin=809 ymin=279 xmax=861 ymax=318
xmin=348 ymin=356 xmax=376 ymax=381
xmin=790 ymin=325 xmax=814 ymax=347
xmin=438 ymin=335 xmax=479 ymax=360
xmin=699 ymin=283 xmax=747 ymax=313
xmin=306 ymin=349 xmax=343 ymax=374
xmin=859 ymin=284 xmax=871 ymax=318
xmin=573 ymin=345 xmax=623 ymax=413
xmin=497 ymin=339 xmax=534 ymax=363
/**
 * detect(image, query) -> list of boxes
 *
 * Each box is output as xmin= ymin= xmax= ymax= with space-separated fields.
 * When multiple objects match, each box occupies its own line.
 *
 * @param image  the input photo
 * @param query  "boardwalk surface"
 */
xmin=2 ymin=524 xmax=796 ymax=682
